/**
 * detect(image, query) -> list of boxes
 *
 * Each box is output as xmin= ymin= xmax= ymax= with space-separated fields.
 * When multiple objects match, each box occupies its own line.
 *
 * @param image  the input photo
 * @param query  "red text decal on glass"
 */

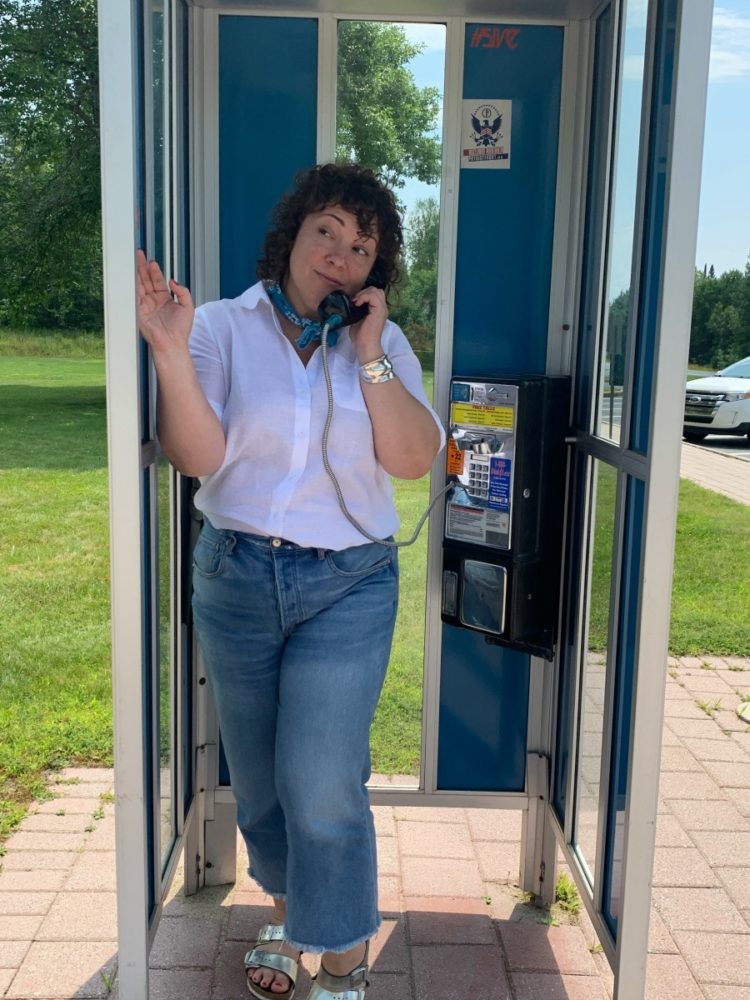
xmin=470 ymin=26 xmax=521 ymax=49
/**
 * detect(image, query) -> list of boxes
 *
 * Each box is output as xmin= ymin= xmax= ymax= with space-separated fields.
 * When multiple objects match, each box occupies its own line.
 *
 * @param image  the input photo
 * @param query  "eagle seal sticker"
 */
xmin=462 ymin=100 xmax=512 ymax=169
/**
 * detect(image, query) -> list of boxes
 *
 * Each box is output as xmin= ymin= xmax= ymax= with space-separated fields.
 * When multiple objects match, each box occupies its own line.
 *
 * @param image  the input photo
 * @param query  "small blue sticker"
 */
xmin=488 ymin=456 xmax=511 ymax=510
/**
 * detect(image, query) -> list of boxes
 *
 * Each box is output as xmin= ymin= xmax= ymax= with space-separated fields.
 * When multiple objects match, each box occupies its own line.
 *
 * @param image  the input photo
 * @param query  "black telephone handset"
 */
xmin=317 ymin=290 xmax=369 ymax=329
xmin=318 ymin=267 xmax=387 ymax=328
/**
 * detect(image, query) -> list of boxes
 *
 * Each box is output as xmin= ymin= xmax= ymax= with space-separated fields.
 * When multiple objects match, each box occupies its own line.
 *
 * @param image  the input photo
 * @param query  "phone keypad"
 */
xmin=467 ymin=456 xmax=490 ymax=500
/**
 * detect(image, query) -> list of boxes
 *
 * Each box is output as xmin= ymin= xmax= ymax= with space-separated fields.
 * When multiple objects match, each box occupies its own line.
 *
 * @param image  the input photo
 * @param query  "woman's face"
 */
xmin=283 ymin=205 xmax=379 ymax=320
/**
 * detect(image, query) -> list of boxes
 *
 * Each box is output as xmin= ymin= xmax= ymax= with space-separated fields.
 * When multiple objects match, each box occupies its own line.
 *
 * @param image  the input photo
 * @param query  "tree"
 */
xmin=690 ymin=269 xmax=722 ymax=364
xmin=689 ymin=265 xmax=748 ymax=366
xmin=336 ymin=22 xmax=441 ymax=192
xmin=336 ymin=23 xmax=442 ymax=366
xmin=707 ymin=303 xmax=741 ymax=369
xmin=0 ymin=12 xmax=443 ymax=330
xmin=737 ymin=256 xmax=750 ymax=359
xmin=390 ymin=197 xmax=440 ymax=365
xmin=0 ymin=0 xmax=101 ymax=328
xmin=404 ymin=197 xmax=440 ymax=275
xmin=606 ymin=289 xmax=630 ymax=384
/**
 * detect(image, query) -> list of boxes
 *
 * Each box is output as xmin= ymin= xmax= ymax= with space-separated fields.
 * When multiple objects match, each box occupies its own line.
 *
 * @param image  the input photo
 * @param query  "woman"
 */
xmin=136 ymin=162 xmax=444 ymax=1000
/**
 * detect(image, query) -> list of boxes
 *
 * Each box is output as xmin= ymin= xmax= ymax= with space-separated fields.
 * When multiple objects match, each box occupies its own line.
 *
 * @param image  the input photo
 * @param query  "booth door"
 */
xmin=100 ymin=0 xmax=196 ymax=995
xmin=548 ymin=2 xmax=713 ymax=997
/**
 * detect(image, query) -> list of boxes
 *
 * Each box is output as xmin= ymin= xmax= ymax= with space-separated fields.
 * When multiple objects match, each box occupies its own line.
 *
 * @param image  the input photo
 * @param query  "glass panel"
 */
xmin=177 ymin=0 xmax=191 ymax=290
xmin=603 ymin=476 xmax=645 ymax=934
xmin=574 ymin=6 xmax=614 ymax=431
xmin=336 ymin=20 xmax=445 ymax=787
xmin=158 ymin=457 xmax=176 ymax=869
xmin=149 ymin=0 xmax=176 ymax=870
xmin=596 ymin=1 xmax=649 ymax=443
xmin=172 ymin=0 xmax=193 ymax=814
xmin=151 ymin=0 xmax=166 ymax=267
xmin=553 ymin=451 xmax=589 ymax=821
xmin=555 ymin=9 xmax=613 ymax=825
xmin=141 ymin=468 xmax=156 ymax=913
xmin=574 ymin=460 xmax=617 ymax=884
xmin=630 ymin=0 xmax=677 ymax=453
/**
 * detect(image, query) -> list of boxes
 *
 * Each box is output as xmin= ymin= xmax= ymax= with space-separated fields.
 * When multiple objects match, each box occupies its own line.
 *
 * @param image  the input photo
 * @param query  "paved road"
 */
xmin=690 ymin=435 xmax=750 ymax=462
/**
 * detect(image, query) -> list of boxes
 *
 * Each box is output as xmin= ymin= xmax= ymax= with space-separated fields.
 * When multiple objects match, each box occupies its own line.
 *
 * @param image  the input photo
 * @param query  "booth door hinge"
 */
xmin=195 ymin=741 xmax=217 ymax=820
xmin=527 ymin=751 xmax=550 ymax=803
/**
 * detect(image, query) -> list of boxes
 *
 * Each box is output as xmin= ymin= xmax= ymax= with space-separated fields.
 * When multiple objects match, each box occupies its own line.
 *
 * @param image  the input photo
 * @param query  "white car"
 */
xmin=683 ymin=357 xmax=750 ymax=443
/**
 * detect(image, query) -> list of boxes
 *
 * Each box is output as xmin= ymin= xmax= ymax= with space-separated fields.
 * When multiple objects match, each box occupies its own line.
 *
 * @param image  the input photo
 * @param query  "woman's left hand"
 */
xmin=349 ymin=285 xmax=388 ymax=364
xmin=348 ymin=284 xmax=442 ymax=479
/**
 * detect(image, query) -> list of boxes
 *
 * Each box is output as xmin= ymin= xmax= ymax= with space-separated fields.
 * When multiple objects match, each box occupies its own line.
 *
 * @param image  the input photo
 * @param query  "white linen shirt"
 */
xmin=189 ymin=281 xmax=445 ymax=550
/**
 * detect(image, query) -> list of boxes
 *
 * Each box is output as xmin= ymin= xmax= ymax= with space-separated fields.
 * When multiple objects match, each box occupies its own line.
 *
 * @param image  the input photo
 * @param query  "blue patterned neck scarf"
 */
xmin=265 ymin=281 xmax=342 ymax=349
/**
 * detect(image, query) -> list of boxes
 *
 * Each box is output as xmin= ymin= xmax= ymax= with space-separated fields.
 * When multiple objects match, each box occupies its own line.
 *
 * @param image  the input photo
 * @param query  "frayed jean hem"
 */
xmin=284 ymin=917 xmax=381 ymax=956
xmin=248 ymin=868 xmax=287 ymax=901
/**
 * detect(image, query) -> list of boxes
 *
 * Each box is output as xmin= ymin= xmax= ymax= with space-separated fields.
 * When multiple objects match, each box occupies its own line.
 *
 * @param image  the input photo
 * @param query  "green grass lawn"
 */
xmin=671 ymin=478 xmax=750 ymax=654
xmin=1 ymin=348 xmax=749 ymax=842
xmin=373 ymin=459 xmax=430 ymax=775
xmin=587 ymin=463 xmax=750 ymax=655
xmin=0 ymin=352 xmax=112 ymax=841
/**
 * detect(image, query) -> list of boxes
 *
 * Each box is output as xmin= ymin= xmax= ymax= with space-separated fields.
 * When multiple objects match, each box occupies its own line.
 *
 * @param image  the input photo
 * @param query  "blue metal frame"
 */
xmin=218 ymin=15 xmax=318 ymax=299
xmin=438 ymin=629 xmax=529 ymax=791
xmin=453 ymin=23 xmax=563 ymax=377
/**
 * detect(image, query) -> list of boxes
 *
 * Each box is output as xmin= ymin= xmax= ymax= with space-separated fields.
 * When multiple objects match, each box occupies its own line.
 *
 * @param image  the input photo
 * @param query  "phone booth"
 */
xmin=99 ymin=1 xmax=713 ymax=997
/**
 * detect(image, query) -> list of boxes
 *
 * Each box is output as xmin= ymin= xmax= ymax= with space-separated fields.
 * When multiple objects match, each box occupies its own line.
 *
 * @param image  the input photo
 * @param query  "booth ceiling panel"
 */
xmin=192 ymin=1 xmax=600 ymax=20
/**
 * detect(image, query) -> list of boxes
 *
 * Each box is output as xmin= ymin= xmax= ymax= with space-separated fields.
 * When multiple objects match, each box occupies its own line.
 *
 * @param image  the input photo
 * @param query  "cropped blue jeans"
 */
xmin=191 ymin=520 xmax=398 ymax=954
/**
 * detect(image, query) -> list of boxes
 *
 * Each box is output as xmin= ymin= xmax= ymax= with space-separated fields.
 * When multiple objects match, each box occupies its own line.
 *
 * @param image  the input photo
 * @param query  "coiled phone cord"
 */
xmin=320 ymin=323 xmax=451 ymax=549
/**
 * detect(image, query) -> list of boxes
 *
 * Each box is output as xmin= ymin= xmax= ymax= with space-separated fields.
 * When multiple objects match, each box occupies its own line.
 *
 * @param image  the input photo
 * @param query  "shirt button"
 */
xmin=271 ymin=538 xmax=282 ymax=548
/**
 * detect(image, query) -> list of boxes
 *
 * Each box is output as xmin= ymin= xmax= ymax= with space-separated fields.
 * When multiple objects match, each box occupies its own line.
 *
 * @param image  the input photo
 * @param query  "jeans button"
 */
xmin=271 ymin=537 xmax=282 ymax=548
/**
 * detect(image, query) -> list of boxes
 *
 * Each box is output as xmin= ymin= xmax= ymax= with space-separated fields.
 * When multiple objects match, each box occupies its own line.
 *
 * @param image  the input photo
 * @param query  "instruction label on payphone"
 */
xmin=445 ymin=381 xmax=519 ymax=550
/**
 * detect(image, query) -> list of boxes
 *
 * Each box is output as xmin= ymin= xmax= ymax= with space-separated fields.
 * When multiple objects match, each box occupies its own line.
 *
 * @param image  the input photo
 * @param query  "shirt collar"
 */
xmin=238 ymin=281 xmax=271 ymax=311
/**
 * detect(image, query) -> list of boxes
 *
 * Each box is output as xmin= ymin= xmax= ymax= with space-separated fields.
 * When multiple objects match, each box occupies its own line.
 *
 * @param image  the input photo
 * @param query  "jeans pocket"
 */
xmin=193 ymin=528 xmax=233 ymax=579
xmin=324 ymin=541 xmax=392 ymax=579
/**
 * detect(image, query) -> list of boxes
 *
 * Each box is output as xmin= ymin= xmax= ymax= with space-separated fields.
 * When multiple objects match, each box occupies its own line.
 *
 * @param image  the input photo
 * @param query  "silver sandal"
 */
xmin=245 ymin=923 xmax=300 ymax=1000
xmin=307 ymin=942 xmax=369 ymax=999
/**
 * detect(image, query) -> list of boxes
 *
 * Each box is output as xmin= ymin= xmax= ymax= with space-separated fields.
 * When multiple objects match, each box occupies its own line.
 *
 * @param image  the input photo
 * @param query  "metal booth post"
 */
xmin=99 ymin=2 xmax=713 ymax=997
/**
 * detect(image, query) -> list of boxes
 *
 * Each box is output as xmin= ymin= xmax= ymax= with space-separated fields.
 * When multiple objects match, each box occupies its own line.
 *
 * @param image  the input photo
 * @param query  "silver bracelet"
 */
xmin=359 ymin=354 xmax=395 ymax=384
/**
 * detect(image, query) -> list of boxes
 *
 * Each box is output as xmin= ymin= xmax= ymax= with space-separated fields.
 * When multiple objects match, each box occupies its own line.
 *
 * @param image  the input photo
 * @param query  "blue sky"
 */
xmin=398 ymin=6 xmax=750 ymax=278
xmin=698 ymin=3 xmax=750 ymax=274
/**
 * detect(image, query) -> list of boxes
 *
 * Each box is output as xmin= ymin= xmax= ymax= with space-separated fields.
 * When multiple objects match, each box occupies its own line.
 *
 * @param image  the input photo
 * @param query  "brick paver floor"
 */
xmin=1 ymin=656 xmax=749 ymax=1000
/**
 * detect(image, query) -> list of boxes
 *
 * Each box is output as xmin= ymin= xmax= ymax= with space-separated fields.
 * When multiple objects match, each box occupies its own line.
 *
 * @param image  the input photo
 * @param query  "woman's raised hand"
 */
xmin=349 ymin=284 xmax=388 ymax=364
xmin=136 ymin=249 xmax=194 ymax=354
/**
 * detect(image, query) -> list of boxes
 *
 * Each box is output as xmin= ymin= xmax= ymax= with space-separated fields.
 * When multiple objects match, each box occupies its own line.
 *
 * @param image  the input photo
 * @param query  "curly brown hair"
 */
xmin=257 ymin=162 xmax=403 ymax=294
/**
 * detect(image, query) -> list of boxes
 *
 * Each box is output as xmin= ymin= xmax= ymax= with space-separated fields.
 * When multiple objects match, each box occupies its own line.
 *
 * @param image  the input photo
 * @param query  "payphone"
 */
xmin=441 ymin=376 xmax=570 ymax=658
